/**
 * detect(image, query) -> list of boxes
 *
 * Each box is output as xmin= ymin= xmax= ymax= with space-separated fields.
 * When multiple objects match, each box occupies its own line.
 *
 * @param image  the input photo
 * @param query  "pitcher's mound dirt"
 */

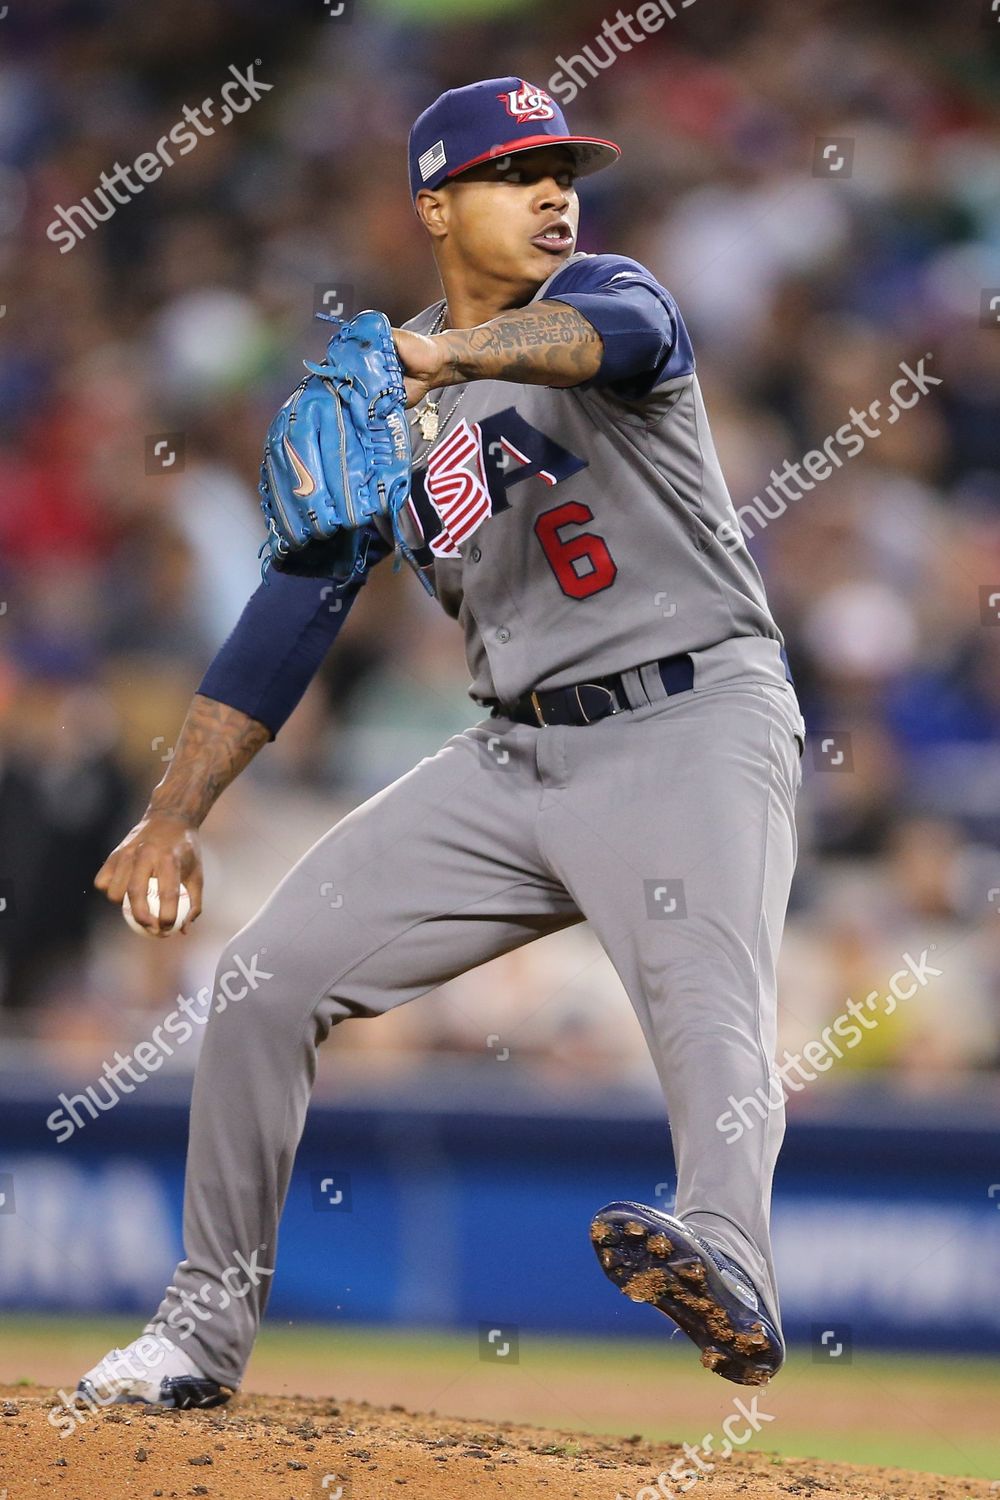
xmin=0 ymin=1386 xmax=992 ymax=1500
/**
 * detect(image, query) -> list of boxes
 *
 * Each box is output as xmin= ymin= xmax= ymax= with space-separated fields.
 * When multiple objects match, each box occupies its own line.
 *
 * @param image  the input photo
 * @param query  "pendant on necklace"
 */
xmin=418 ymin=402 xmax=440 ymax=443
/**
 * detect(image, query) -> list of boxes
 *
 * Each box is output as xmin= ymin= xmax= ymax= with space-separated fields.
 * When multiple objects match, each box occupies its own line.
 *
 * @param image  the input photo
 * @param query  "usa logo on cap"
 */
xmin=407 ymin=75 xmax=621 ymax=199
xmin=498 ymin=81 xmax=557 ymax=123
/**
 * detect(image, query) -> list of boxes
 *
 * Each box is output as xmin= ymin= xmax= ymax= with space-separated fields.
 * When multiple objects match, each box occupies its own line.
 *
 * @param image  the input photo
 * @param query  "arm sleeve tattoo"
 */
xmin=438 ymin=302 xmax=604 ymax=388
xmin=148 ymin=694 xmax=271 ymax=827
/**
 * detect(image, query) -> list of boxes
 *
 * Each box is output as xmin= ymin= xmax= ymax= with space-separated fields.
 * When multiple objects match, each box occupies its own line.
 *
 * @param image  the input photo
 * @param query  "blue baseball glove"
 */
xmin=258 ymin=310 xmax=419 ymax=590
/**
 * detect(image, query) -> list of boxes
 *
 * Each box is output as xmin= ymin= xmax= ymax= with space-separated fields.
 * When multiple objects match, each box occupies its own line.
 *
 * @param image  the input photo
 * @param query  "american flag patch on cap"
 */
xmin=418 ymin=139 xmax=448 ymax=181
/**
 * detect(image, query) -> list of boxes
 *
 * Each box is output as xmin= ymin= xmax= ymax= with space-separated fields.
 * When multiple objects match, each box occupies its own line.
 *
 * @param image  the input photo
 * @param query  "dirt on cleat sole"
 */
xmin=589 ymin=1201 xmax=784 ymax=1386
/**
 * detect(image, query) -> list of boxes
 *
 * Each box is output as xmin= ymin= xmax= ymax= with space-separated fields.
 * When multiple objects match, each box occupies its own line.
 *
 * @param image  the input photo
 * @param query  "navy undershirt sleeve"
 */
xmin=198 ymin=538 xmax=387 ymax=738
xmin=544 ymin=254 xmax=695 ymax=401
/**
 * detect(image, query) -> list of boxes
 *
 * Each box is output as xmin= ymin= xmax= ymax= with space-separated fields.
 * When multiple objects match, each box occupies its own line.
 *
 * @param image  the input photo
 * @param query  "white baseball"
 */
xmin=122 ymin=877 xmax=191 ymax=937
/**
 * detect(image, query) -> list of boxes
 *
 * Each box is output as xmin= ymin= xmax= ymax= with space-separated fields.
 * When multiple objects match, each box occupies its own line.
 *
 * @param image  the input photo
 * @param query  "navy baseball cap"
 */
xmin=408 ymin=77 xmax=620 ymax=199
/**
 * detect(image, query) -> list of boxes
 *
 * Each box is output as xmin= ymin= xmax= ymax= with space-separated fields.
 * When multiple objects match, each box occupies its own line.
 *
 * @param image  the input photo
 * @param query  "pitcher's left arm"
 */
xmin=394 ymin=255 xmax=689 ymax=402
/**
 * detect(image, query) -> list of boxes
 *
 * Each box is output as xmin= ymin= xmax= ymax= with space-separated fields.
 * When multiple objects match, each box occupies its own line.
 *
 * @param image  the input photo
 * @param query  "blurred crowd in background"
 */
xmin=1 ymin=0 xmax=999 ymax=1097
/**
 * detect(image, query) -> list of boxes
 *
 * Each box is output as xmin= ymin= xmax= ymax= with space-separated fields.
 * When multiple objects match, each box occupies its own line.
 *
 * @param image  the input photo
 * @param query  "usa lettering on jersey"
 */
xmin=406 ymin=409 xmax=588 ymax=562
xmin=423 ymin=421 xmax=493 ymax=558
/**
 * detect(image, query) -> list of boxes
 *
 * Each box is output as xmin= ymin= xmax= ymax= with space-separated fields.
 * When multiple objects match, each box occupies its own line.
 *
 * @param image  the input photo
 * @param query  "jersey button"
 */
xmin=496 ymin=626 xmax=511 ymax=644
xmin=470 ymin=546 xmax=482 ymax=563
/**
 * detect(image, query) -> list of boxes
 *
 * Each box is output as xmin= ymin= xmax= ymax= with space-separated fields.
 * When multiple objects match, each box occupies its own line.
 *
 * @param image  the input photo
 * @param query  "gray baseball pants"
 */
xmin=148 ymin=638 xmax=803 ymax=1387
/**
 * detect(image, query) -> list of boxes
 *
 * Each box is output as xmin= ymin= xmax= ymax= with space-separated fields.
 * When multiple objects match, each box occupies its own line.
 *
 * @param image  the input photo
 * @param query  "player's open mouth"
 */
xmin=530 ymin=221 xmax=574 ymax=254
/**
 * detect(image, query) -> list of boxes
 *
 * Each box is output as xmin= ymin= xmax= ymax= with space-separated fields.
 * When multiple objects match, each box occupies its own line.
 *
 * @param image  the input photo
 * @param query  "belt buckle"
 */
xmin=529 ymin=690 xmax=546 ymax=727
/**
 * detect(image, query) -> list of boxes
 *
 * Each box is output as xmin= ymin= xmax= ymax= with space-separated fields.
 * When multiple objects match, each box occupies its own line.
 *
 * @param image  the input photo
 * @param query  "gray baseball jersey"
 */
xmin=396 ymin=252 xmax=781 ymax=705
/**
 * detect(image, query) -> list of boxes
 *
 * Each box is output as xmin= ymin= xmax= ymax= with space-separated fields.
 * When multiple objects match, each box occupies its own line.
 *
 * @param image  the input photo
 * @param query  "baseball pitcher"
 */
xmin=76 ymin=77 xmax=805 ymax=1413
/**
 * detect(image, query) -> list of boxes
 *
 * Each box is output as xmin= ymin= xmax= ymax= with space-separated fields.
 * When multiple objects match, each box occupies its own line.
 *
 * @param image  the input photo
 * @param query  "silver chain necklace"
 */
xmin=411 ymin=302 xmax=469 ymax=448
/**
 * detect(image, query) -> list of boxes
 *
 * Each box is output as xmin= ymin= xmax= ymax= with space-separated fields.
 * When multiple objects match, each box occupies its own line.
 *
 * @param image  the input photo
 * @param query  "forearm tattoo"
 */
xmin=147 ymin=693 xmax=270 ymax=826
xmin=440 ymin=302 xmax=603 ymax=387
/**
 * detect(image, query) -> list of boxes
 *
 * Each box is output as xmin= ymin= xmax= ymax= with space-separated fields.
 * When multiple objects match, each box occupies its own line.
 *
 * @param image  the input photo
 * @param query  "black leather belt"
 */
xmin=492 ymin=652 xmax=696 ymax=728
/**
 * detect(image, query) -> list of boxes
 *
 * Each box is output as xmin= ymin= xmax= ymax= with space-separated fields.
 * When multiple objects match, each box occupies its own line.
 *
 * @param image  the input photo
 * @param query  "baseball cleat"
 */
xmin=75 ymin=1333 xmax=232 ymax=1409
xmin=590 ymin=1200 xmax=784 ymax=1385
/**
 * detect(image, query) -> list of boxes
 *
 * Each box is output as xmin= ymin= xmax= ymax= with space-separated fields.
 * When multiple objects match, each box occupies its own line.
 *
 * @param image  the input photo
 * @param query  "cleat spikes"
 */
xmin=623 ymin=1268 xmax=670 ymax=1303
xmin=589 ymin=1201 xmax=784 ymax=1387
